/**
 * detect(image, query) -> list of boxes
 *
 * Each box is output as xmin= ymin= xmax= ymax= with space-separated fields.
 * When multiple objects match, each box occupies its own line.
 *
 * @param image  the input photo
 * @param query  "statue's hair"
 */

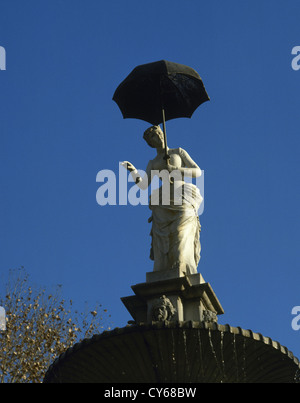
xmin=143 ymin=125 xmax=162 ymax=147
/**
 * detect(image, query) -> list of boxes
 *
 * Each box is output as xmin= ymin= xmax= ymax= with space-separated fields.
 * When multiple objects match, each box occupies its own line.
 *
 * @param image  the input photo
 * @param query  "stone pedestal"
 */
xmin=121 ymin=269 xmax=224 ymax=324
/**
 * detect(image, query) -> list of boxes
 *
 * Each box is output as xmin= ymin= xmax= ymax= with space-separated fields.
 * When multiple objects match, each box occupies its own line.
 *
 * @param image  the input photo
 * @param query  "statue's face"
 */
xmin=147 ymin=126 xmax=164 ymax=148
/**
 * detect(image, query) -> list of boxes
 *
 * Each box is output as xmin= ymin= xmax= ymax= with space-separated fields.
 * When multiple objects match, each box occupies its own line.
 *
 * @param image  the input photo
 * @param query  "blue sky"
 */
xmin=1 ymin=1 xmax=300 ymax=359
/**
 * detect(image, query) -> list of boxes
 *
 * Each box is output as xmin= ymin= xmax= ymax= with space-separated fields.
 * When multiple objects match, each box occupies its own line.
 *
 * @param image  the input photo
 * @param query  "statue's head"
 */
xmin=143 ymin=125 xmax=164 ymax=148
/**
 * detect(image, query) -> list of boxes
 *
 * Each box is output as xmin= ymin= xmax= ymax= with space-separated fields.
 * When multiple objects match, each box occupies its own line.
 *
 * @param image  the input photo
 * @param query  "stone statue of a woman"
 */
xmin=122 ymin=125 xmax=202 ymax=275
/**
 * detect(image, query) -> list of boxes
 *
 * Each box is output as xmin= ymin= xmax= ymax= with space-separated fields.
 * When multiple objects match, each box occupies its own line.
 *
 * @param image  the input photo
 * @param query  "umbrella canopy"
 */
xmin=113 ymin=60 xmax=210 ymax=126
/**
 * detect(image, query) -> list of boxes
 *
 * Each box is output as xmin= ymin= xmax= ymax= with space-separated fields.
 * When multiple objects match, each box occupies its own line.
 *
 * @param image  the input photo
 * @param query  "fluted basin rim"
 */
xmin=43 ymin=321 xmax=300 ymax=383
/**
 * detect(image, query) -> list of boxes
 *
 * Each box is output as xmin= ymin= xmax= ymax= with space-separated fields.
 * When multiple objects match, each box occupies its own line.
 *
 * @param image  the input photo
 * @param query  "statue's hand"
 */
xmin=163 ymin=161 xmax=177 ymax=173
xmin=121 ymin=161 xmax=136 ymax=173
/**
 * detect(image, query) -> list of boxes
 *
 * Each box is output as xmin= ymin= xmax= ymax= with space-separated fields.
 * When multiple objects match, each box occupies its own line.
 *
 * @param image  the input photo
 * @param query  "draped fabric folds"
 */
xmin=149 ymin=182 xmax=202 ymax=274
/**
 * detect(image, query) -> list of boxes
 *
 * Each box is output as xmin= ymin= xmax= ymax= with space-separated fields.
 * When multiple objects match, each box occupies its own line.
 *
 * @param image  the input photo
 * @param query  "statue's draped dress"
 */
xmin=148 ymin=148 xmax=202 ymax=274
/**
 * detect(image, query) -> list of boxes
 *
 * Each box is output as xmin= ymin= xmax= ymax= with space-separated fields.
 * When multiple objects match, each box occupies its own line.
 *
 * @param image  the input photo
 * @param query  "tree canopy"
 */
xmin=0 ymin=268 xmax=111 ymax=383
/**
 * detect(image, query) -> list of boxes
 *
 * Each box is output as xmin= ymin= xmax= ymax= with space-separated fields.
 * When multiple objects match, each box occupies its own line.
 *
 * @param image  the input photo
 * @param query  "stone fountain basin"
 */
xmin=43 ymin=321 xmax=300 ymax=383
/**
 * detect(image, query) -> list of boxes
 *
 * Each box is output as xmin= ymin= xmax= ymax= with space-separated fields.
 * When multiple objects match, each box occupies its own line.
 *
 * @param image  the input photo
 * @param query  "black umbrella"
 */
xmin=113 ymin=60 xmax=209 ymax=160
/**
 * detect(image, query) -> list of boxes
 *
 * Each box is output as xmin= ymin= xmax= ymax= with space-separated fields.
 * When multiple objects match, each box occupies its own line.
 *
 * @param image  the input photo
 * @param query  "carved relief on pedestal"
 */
xmin=203 ymin=309 xmax=218 ymax=323
xmin=151 ymin=295 xmax=176 ymax=322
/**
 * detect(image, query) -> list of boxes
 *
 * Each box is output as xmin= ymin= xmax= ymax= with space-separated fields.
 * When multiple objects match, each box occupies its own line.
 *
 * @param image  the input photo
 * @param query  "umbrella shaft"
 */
xmin=162 ymin=108 xmax=170 ymax=161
